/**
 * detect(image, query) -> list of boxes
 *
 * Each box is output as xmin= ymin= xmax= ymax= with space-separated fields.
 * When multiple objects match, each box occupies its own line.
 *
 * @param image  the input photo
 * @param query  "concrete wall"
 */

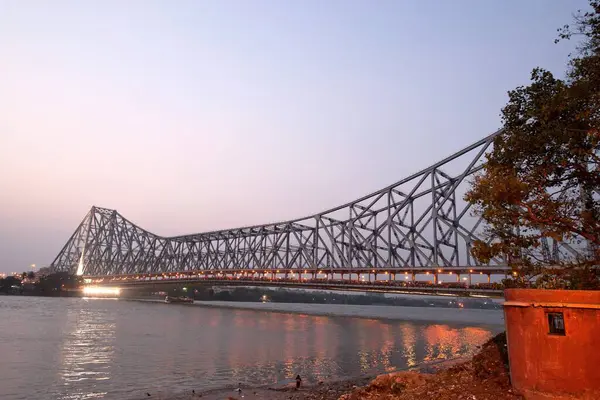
xmin=504 ymin=289 xmax=600 ymax=400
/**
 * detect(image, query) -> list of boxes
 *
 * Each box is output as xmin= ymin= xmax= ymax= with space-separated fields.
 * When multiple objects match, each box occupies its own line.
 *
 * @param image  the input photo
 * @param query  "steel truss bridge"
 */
xmin=49 ymin=129 xmax=582 ymax=294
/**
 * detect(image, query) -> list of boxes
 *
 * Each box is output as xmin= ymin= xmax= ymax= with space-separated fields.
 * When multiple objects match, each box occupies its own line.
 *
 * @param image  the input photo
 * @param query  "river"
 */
xmin=0 ymin=296 xmax=504 ymax=400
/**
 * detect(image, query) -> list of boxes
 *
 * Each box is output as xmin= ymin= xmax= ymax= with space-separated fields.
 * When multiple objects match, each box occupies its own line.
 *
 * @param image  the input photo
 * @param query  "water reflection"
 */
xmin=423 ymin=324 xmax=461 ymax=361
xmin=0 ymin=298 xmax=503 ymax=400
xmin=59 ymin=302 xmax=116 ymax=399
xmin=400 ymin=324 xmax=418 ymax=367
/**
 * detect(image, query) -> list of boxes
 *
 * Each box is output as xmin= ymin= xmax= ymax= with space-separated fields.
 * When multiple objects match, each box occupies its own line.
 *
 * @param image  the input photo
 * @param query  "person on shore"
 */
xmin=295 ymin=375 xmax=302 ymax=390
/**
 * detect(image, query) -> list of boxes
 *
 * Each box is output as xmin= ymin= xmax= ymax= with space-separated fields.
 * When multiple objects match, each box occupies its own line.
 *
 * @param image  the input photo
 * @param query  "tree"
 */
xmin=465 ymin=1 xmax=600 ymax=289
xmin=37 ymin=271 xmax=84 ymax=293
xmin=0 ymin=276 xmax=22 ymax=293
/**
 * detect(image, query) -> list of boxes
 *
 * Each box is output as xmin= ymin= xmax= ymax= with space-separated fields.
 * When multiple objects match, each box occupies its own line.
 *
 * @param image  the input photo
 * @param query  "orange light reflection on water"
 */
xmin=400 ymin=323 xmax=418 ymax=367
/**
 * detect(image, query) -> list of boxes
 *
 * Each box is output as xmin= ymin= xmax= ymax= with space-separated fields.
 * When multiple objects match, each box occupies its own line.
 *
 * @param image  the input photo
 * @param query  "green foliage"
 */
xmin=36 ymin=272 xmax=84 ymax=293
xmin=465 ymin=1 xmax=600 ymax=289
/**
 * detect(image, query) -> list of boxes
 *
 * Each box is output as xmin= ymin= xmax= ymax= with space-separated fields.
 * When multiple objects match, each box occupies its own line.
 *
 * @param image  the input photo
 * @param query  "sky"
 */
xmin=0 ymin=0 xmax=592 ymax=273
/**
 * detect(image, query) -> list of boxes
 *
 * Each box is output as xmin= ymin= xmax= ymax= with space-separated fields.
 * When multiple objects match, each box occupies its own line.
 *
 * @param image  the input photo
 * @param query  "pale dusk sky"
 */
xmin=0 ymin=0 xmax=590 ymax=272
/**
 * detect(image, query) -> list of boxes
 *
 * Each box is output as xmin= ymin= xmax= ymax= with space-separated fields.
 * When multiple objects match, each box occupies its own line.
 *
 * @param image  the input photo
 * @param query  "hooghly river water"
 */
xmin=0 ymin=296 xmax=504 ymax=400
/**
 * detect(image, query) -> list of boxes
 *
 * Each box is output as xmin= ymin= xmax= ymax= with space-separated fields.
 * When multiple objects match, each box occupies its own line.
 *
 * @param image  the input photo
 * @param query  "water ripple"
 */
xmin=0 ymin=297 xmax=503 ymax=400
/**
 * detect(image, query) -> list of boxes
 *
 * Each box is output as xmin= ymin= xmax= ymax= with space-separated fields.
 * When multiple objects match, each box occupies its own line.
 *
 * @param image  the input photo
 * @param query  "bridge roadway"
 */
xmin=85 ymin=267 xmax=508 ymax=298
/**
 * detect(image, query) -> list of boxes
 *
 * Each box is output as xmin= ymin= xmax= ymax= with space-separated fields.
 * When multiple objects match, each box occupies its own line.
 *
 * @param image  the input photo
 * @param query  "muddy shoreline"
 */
xmin=135 ymin=357 xmax=469 ymax=400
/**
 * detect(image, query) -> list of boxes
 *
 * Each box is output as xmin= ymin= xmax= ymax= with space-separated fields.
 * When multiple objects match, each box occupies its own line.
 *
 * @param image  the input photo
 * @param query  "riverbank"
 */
xmin=135 ymin=358 xmax=465 ymax=400
xmin=141 ymin=333 xmax=518 ymax=400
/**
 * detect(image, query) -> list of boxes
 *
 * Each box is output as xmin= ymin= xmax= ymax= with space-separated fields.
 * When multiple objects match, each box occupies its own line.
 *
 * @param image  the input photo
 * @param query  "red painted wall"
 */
xmin=504 ymin=289 xmax=600 ymax=400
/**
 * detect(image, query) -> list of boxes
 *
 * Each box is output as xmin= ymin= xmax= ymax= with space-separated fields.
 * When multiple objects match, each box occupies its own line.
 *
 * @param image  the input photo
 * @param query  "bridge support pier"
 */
xmin=487 ymin=274 xmax=491 ymax=284
xmin=434 ymin=273 xmax=438 ymax=284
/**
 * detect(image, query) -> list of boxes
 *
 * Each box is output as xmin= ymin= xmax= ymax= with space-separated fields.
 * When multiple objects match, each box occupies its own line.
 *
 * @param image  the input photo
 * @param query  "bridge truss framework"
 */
xmin=50 ymin=130 xmax=548 ymax=277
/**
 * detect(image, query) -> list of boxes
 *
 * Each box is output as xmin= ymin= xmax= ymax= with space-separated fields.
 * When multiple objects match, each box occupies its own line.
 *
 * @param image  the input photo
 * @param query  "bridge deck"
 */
xmin=87 ymin=273 xmax=505 ymax=298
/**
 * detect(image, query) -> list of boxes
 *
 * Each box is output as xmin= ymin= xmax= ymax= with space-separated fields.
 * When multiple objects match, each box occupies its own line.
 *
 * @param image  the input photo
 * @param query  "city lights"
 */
xmin=82 ymin=286 xmax=121 ymax=296
xmin=68 ymin=266 xmax=507 ymax=297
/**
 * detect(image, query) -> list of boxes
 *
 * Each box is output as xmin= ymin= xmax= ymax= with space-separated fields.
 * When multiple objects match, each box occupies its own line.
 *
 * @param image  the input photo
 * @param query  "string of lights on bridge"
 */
xmin=84 ymin=268 xmax=515 ymax=296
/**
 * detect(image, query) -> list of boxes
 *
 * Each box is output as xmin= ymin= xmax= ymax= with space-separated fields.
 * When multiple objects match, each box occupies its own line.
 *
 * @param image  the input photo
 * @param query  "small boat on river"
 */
xmin=164 ymin=296 xmax=194 ymax=304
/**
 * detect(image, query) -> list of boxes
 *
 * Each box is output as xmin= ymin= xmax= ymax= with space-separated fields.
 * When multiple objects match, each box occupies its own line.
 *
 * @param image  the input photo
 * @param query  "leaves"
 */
xmin=465 ymin=1 xmax=600 ymax=289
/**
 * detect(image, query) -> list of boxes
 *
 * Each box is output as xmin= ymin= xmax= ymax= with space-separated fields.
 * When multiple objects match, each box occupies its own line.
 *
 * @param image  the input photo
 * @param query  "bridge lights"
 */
xmin=83 ymin=286 xmax=120 ymax=296
xmin=513 ymin=271 xmax=518 ymax=276
xmin=470 ymin=269 xmax=473 ymax=273
xmin=438 ymin=269 xmax=442 ymax=273
xmin=449 ymin=272 xmax=453 ymax=275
